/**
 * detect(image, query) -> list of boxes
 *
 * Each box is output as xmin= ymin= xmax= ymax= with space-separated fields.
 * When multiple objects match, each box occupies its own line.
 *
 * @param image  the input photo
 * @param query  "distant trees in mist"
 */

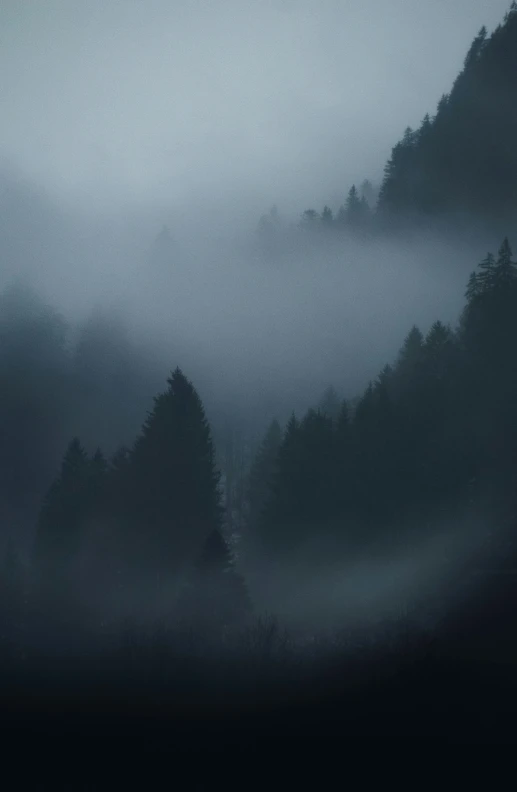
xmin=1 ymin=237 xmax=517 ymax=645
xmin=256 ymin=5 xmax=517 ymax=244
xmin=1 ymin=4 xmax=517 ymax=651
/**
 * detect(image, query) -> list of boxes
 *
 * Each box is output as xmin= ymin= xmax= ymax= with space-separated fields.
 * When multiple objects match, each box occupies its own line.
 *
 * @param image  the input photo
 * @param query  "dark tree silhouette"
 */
xmin=123 ymin=367 xmax=223 ymax=599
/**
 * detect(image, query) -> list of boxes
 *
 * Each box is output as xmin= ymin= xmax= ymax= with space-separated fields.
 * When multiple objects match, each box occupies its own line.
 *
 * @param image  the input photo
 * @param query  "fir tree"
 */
xmin=126 ymin=367 xmax=223 ymax=588
xmin=318 ymin=385 xmax=341 ymax=422
xmin=177 ymin=528 xmax=252 ymax=634
xmin=246 ymin=419 xmax=282 ymax=530
xmin=478 ymin=252 xmax=497 ymax=291
xmin=32 ymin=437 xmax=91 ymax=620
xmin=493 ymin=238 xmax=516 ymax=289
xmin=321 ymin=205 xmax=334 ymax=226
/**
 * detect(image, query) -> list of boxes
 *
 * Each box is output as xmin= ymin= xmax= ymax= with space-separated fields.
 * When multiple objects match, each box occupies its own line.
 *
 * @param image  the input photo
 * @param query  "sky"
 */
xmin=0 ymin=0 xmax=512 ymax=220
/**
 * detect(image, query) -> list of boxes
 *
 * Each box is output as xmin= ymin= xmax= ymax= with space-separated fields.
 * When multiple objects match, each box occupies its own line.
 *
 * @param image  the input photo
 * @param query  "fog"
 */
xmin=0 ymin=1 xmax=509 ymax=421
xmin=1 ymin=0 xmax=511 ymax=217
xmin=0 ymin=1 xmax=515 ymax=694
xmin=0 ymin=162 xmax=491 ymax=431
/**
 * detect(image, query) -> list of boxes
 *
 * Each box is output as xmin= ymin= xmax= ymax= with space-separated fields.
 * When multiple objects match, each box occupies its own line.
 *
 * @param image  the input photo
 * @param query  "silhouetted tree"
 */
xmin=124 ymin=367 xmax=223 ymax=597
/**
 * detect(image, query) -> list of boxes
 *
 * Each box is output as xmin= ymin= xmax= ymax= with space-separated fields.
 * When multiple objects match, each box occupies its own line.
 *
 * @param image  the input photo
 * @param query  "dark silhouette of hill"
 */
xmin=377 ymin=4 xmax=517 ymax=230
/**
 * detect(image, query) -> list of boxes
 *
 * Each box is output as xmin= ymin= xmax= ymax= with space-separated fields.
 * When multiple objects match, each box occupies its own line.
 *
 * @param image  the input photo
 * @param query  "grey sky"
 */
xmin=0 ymin=0 xmax=511 ymax=217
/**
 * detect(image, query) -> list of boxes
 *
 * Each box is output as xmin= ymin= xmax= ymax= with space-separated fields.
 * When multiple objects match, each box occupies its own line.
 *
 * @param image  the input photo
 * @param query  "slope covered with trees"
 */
xmin=0 ymin=236 xmax=513 ymax=644
xmin=377 ymin=4 xmax=517 ymax=225
xmin=244 ymin=238 xmax=517 ymax=580
xmin=254 ymin=5 xmax=517 ymax=244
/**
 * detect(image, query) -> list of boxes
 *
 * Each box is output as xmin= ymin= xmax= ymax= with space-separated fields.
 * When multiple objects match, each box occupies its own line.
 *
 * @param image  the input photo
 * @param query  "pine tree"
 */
xmin=33 ymin=437 xmax=89 ymax=571
xmin=393 ymin=325 xmax=424 ymax=397
xmin=176 ymin=528 xmax=252 ymax=635
xmin=318 ymin=385 xmax=341 ymax=422
xmin=465 ymin=271 xmax=482 ymax=302
xmin=32 ymin=437 xmax=91 ymax=623
xmin=126 ymin=367 xmax=223 ymax=589
xmin=345 ymin=185 xmax=362 ymax=224
xmin=493 ymin=238 xmax=516 ymax=289
xmin=360 ymin=179 xmax=376 ymax=206
xmin=321 ymin=206 xmax=334 ymax=226
xmin=246 ymin=419 xmax=282 ymax=529
xmin=478 ymin=252 xmax=497 ymax=291
xmin=463 ymin=26 xmax=487 ymax=70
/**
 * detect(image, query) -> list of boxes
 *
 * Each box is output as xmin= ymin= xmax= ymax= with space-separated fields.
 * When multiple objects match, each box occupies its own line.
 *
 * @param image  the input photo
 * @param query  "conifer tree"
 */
xmin=32 ymin=437 xmax=91 ymax=620
xmin=318 ymin=385 xmax=341 ymax=422
xmin=33 ymin=438 xmax=89 ymax=571
xmin=493 ymin=238 xmax=516 ymax=289
xmin=321 ymin=206 xmax=333 ymax=226
xmin=246 ymin=419 xmax=282 ymax=529
xmin=478 ymin=253 xmax=497 ymax=291
xmin=126 ymin=367 xmax=223 ymax=588
xmin=345 ymin=185 xmax=362 ymax=224
xmin=176 ymin=528 xmax=252 ymax=634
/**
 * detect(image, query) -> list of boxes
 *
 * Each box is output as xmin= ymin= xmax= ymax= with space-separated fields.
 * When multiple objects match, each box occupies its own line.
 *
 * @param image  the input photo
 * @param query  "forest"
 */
xmin=2 ymin=0 xmax=517 ymax=758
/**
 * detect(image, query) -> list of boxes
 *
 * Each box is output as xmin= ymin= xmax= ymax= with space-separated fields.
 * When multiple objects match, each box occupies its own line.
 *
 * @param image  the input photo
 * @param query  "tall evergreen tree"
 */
xmin=32 ymin=437 xmax=91 ymax=620
xmin=125 ymin=367 xmax=223 ymax=592
xmin=246 ymin=419 xmax=282 ymax=529
xmin=318 ymin=385 xmax=341 ymax=422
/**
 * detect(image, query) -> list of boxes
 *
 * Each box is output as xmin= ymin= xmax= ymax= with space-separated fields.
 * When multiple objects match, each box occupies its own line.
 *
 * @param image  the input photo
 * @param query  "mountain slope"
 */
xmin=377 ymin=4 xmax=517 ymax=225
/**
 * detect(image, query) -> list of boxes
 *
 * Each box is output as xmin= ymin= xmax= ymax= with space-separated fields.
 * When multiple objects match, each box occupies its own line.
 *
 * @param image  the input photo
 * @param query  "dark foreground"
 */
xmin=3 ymin=582 xmax=517 ymax=783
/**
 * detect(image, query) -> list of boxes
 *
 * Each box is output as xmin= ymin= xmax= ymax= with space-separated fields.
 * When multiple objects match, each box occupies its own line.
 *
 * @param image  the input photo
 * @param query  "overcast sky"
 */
xmin=0 ymin=0 xmax=512 ymax=217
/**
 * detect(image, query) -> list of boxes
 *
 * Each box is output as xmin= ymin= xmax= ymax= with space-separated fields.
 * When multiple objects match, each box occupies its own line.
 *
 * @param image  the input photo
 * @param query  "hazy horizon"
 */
xmin=1 ymin=0 xmax=512 ymax=223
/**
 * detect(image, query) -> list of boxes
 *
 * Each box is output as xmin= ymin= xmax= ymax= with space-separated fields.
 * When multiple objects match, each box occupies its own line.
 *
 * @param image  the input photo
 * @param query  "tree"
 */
xmin=300 ymin=209 xmax=320 ymax=229
xmin=34 ymin=438 xmax=89 ymax=567
xmin=246 ymin=420 xmax=282 ymax=529
xmin=493 ymin=238 xmax=516 ymax=290
xmin=393 ymin=325 xmax=424 ymax=397
xmin=321 ymin=206 xmax=334 ymax=226
xmin=465 ymin=271 xmax=483 ymax=302
xmin=125 ymin=367 xmax=224 ymax=594
xmin=32 ymin=437 xmax=91 ymax=619
xmin=463 ymin=26 xmax=487 ymax=70
xmin=345 ymin=185 xmax=362 ymax=223
xmin=360 ymin=179 xmax=376 ymax=207
xmin=176 ymin=528 xmax=252 ymax=635
xmin=478 ymin=253 xmax=497 ymax=292
xmin=318 ymin=385 xmax=341 ymax=422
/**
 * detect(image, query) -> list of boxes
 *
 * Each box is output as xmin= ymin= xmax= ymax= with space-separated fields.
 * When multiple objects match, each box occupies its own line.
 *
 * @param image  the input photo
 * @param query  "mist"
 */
xmin=0 ymin=0 xmax=511 ymax=211
xmin=1 ymin=1 xmax=517 ymax=750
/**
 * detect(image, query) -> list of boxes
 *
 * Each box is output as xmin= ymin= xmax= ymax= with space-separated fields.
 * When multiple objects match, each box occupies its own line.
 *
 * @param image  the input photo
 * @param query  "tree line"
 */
xmin=244 ymin=238 xmax=517 ymax=573
xmin=1 ymin=237 xmax=516 ymax=647
xmin=255 ymin=4 xmax=517 ymax=242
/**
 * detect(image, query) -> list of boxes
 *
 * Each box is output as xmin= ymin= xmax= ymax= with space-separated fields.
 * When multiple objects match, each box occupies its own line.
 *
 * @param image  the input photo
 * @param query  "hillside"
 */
xmin=377 ymin=3 xmax=517 ymax=225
